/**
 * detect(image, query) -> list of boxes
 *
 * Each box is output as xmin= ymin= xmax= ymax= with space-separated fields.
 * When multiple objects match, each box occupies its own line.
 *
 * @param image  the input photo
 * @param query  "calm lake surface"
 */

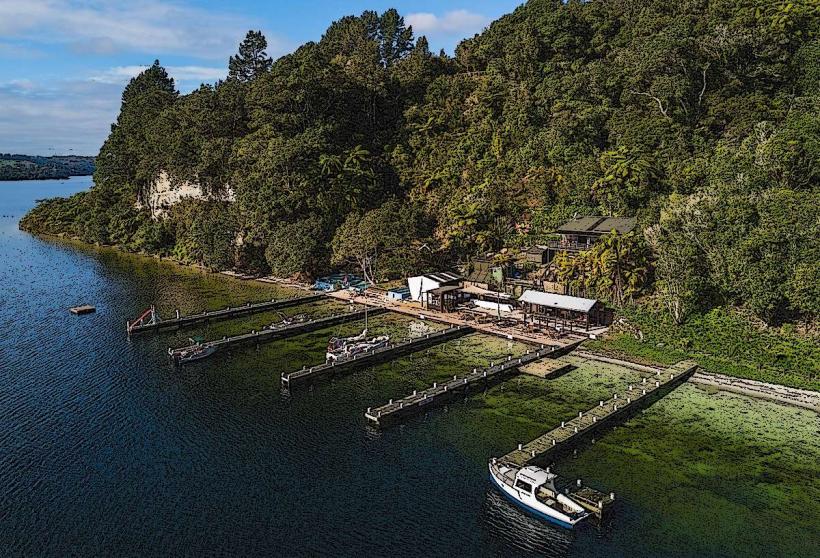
xmin=1 ymin=177 xmax=818 ymax=557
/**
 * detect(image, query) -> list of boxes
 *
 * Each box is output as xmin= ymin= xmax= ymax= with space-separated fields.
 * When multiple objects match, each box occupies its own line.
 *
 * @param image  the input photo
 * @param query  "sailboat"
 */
xmin=326 ymin=305 xmax=389 ymax=362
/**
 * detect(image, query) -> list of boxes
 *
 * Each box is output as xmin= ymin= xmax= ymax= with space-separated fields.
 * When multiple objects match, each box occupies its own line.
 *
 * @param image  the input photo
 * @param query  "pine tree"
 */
xmin=228 ymin=31 xmax=273 ymax=82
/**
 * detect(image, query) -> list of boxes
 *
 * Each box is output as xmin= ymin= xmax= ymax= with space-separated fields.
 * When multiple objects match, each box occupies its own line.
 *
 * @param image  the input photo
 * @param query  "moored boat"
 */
xmin=265 ymin=313 xmax=307 ymax=330
xmin=169 ymin=338 xmax=216 ymax=365
xmin=488 ymin=459 xmax=590 ymax=528
xmin=326 ymin=330 xmax=390 ymax=361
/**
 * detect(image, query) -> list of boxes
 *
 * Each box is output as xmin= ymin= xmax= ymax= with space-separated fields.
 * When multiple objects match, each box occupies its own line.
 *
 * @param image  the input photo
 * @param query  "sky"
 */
xmin=0 ymin=0 xmax=522 ymax=156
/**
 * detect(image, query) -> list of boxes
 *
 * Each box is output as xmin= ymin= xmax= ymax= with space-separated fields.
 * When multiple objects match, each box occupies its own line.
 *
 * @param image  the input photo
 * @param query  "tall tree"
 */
xmin=228 ymin=30 xmax=274 ymax=82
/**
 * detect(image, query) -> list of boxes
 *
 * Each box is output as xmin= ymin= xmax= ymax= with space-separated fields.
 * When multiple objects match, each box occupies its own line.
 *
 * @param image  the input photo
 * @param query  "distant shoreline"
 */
xmin=0 ymin=174 xmax=92 ymax=183
xmin=0 ymin=154 xmax=95 ymax=182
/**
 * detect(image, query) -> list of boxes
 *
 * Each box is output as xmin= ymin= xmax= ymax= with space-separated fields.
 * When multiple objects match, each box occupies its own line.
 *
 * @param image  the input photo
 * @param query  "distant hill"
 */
xmin=0 ymin=154 xmax=95 ymax=181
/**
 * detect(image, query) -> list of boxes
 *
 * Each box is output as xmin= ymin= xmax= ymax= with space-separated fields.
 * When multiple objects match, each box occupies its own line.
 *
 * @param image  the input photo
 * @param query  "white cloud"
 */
xmin=0 ymin=79 xmax=121 ymax=155
xmin=90 ymin=65 xmax=226 ymax=86
xmin=0 ymin=0 xmax=287 ymax=60
xmin=406 ymin=10 xmax=489 ymax=36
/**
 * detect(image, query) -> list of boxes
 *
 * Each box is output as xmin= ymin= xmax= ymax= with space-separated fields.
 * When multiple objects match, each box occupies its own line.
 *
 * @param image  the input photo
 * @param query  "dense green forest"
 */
xmin=1 ymin=154 xmax=95 ymax=180
xmin=21 ymin=0 xmax=820 ymax=384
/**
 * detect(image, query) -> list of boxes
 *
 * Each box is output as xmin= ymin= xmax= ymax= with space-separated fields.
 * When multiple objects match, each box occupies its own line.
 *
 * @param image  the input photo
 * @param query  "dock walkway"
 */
xmin=498 ymin=360 xmax=698 ymax=466
xmin=169 ymin=307 xmax=387 ymax=363
xmin=128 ymin=294 xmax=324 ymax=334
xmin=365 ymin=340 xmax=584 ymax=426
xmin=282 ymin=326 xmax=474 ymax=387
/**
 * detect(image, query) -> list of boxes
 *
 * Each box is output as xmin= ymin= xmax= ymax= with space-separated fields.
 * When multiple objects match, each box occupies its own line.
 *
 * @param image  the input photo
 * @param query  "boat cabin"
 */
xmin=514 ymin=466 xmax=559 ymax=498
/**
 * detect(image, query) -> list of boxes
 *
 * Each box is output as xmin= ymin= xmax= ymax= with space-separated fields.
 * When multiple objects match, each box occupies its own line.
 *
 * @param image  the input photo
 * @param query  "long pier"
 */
xmin=128 ymin=294 xmax=325 ymax=334
xmin=282 ymin=326 xmax=474 ymax=387
xmin=168 ymin=307 xmax=387 ymax=363
xmin=498 ymin=360 xmax=699 ymax=467
xmin=365 ymin=340 xmax=584 ymax=426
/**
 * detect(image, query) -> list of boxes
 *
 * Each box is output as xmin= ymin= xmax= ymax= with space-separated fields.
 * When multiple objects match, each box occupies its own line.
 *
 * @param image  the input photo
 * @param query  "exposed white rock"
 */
xmin=139 ymin=171 xmax=234 ymax=219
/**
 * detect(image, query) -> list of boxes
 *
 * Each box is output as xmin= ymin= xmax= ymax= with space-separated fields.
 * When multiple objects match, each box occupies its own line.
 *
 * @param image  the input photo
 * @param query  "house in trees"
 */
xmin=545 ymin=216 xmax=637 ymax=264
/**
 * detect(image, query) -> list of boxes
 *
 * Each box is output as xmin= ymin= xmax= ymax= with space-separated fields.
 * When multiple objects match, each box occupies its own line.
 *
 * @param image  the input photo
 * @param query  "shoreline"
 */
xmin=22 ymin=231 xmax=820 ymax=411
xmin=1 ymin=173 xmax=93 ymax=183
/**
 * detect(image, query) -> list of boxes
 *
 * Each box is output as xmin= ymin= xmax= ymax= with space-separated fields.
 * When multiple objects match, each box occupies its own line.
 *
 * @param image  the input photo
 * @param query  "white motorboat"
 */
xmin=488 ymin=460 xmax=590 ymax=528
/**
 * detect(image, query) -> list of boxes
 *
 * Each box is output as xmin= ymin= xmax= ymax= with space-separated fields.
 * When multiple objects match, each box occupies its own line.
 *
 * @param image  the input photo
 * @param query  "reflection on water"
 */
xmin=483 ymin=488 xmax=574 ymax=556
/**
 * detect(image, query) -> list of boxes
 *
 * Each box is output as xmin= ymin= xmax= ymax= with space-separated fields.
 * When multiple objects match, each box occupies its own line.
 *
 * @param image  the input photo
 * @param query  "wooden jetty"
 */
xmin=128 ymin=294 xmax=324 ymax=334
xmin=282 ymin=326 xmax=474 ymax=387
xmin=168 ymin=307 xmax=388 ymax=363
xmin=365 ymin=340 xmax=585 ymax=426
xmin=497 ymin=360 xmax=699 ymax=467
xmin=70 ymin=305 xmax=96 ymax=315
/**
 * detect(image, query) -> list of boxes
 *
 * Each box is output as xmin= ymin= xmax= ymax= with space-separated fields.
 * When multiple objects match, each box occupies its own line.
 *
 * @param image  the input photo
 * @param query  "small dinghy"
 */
xmin=489 ymin=460 xmax=590 ymax=528
xmin=265 ymin=313 xmax=307 ymax=330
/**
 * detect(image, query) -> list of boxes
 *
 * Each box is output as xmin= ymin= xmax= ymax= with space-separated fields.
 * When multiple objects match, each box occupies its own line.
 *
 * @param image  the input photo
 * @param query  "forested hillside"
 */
xmin=21 ymin=1 xmax=819 ymax=340
xmin=1 ymin=154 xmax=94 ymax=180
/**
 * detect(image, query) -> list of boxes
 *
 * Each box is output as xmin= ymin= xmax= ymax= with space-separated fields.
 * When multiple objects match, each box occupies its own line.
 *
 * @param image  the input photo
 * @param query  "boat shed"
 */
xmin=518 ymin=290 xmax=609 ymax=331
xmin=407 ymin=271 xmax=462 ymax=302
xmin=387 ymin=286 xmax=411 ymax=301
xmin=424 ymin=284 xmax=468 ymax=313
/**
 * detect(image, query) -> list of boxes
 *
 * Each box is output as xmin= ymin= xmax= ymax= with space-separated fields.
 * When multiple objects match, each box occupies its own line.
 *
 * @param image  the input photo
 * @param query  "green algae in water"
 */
xmin=67 ymin=245 xmax=818 ymax=556
xmin=388 ymin=355 xmax=820 ymax=556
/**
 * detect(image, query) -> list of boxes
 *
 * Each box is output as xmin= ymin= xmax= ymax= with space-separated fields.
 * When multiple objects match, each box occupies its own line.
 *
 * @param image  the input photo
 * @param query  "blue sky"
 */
xmin=0 ymin=0 xmax=522 ymax=156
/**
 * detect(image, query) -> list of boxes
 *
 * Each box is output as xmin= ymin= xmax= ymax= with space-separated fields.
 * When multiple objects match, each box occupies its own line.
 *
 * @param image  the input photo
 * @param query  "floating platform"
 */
xmin=128 ymin=294 xmax=324 ymax=334
xmin=519 ymin=359 xmax=573 ymax=379
xmin=282 ymin=325 xmax=474 ymax=387
xmin=498 ymin=360 xmax=699 ymax=467
xmin=365 ymin=340 xmax=585 ymax=426
xmin=168 ymin=307 xmax=387 ymax=363
xmin=70 ymin=305 xmax=96 ymax=315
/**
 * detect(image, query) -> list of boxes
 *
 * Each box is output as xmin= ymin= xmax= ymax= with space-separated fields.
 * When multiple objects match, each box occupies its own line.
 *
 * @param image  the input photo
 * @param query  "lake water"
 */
xmin=1 ymin=177 xmax=818 ymax=557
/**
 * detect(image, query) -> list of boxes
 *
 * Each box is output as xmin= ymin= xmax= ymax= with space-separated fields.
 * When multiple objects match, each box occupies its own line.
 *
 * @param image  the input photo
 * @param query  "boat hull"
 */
xmin=488 ymin=465 xmax=583 ymax=529
xmin=174 ymin=346 xmax=216 ymax=365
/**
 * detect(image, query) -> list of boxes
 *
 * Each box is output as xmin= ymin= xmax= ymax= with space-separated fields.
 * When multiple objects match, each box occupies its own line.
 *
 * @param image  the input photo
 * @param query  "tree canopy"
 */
xmin=20 ymin=2 xmax=820 ymax=329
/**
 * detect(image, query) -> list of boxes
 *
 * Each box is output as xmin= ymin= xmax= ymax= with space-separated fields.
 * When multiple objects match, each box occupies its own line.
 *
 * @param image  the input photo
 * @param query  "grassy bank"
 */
xmin=586 ymin=306 xmax=820 ymax=392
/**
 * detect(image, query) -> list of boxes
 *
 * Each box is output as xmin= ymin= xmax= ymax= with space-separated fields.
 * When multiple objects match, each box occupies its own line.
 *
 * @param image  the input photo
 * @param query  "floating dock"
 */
xmin=70 ymin=305 xmax=96 ymax=315
xmin=282 ymin=325 xmax=474 ymax=387
xmin=128 ymin=294 xmax=324 ymax=334
xmin=365 ymin=340 xmax=584 ymax=426
xmin=168 ymin=307 xmax=387 ymax=363
xmin=497 ymin=360 xmax=699 ymax=467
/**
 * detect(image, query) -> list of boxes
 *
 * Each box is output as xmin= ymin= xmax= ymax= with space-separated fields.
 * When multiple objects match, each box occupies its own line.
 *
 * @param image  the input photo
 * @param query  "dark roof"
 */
xmin=466 ymin=268 xmax=493 ymax=284
xmin=428 ymin=285 xmax=462 ymax=295
xmin=555 ymin=216 xmax=637 ymax=235
xmin=526 ymin=245 xmax=548 ymax=254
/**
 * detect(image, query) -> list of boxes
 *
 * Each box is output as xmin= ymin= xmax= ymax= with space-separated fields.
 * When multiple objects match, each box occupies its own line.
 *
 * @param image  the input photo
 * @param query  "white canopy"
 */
xmin=518 ymin=290 xmax=597 ymax=313
xmin=407 ymin=272 xmax=461 ymax=301
xmin=473 ymin=300 xmax=514 ymax=313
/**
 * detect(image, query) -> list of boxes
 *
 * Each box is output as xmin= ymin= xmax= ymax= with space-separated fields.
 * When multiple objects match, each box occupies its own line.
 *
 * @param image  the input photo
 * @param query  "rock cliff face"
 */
xmin=140 ymin=171 xmax=234 ymax=218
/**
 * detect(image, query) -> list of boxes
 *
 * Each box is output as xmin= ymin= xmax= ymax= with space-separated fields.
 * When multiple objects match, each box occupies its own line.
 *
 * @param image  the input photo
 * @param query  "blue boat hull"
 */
xmin=489 ymin=473 xmax=576 ymax=529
